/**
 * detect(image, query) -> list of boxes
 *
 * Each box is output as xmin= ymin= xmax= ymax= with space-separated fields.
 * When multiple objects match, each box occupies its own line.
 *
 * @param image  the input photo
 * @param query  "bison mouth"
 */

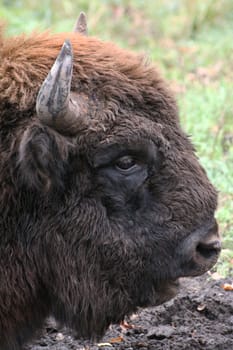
xmin=138 ymin=279 xmax=180 ymax=308
xmin=136 ymin=221 xmax=220 ymax=309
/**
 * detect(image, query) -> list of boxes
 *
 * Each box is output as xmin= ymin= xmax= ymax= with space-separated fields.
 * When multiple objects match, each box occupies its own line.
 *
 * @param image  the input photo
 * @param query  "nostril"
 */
xmin=196 ymin=240 xmax=221 ymax=259
xmin=178 ymin=220 xmax=221 ymax=277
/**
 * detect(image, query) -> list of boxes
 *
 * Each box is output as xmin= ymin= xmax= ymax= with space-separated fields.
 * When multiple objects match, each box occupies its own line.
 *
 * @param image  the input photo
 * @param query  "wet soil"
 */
xmin=25 ymin=273 xmax=233 ymax=350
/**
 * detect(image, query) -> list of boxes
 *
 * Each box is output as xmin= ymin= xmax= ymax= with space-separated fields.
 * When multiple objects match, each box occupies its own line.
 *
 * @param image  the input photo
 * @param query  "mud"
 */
xmin=25 ymin=274 xmax=233 ymax=350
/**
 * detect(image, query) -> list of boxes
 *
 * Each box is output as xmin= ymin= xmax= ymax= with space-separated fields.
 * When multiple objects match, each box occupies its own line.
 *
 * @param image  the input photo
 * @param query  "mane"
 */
xmin=0 ymin=27 xmax=161 ymax=111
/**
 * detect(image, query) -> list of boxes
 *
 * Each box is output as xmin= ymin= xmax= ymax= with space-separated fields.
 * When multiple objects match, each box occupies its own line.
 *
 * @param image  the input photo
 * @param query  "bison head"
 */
xmin=0 ymin=16 xmax=221 ymax=346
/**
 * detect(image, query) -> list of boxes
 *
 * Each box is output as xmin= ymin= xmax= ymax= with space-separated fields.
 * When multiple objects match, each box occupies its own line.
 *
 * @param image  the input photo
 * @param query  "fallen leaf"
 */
xmin=97 ymin=343 xmax=112 ymax=348
xmin=97 ymin=343 xmax=112 ymax=347
xmin=221 ymin=283 xmax=233 ymax=291
xmin=197 ymin=303 xmax=206 ymax=311
xmin=109 ymin=336 xmax=124 ymax=343
xmin=120 ymin=320 xmax=135 ymax=329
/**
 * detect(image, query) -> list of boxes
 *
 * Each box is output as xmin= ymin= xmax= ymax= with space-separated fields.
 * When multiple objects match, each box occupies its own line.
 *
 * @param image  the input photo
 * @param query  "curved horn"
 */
xmin=74 ymin=12 xmax=88 ymax=35
xmin=36 ymin=40 xmax=82 ymax=134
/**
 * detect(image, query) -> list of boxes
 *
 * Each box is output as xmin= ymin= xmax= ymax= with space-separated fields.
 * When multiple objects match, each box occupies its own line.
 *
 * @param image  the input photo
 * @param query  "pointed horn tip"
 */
xmin=79 ymin=11 xmax=86 ymax=19
xmin=58 ymin=39 xmax=73 ymax=60
xmin=74 ymin=11 xmax=88 ymax=35
xmin=63 ymin=39 xmax=72 ymax=51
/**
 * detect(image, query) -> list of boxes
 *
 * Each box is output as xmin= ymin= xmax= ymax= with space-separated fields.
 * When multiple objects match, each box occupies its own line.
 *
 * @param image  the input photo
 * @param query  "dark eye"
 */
xmin=115 ymin=156 xmax=136 ymax=171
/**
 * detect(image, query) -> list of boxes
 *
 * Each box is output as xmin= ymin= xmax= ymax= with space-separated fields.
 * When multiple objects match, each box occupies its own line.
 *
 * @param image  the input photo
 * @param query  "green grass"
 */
xmin=1 ymin=0 xmax=232 ymax=276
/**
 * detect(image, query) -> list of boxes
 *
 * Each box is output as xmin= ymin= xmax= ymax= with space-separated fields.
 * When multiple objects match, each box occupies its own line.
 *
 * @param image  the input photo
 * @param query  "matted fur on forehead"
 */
xmin=0 ymin=26 xmax=176 ymax=120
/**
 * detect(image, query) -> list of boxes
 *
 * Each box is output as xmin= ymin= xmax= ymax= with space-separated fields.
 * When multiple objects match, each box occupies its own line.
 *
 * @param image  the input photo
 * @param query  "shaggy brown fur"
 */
xmin=0 ymin=27 xmax=220 ymax=350
xmin=0 ymin=29 xmax=177 ymax=120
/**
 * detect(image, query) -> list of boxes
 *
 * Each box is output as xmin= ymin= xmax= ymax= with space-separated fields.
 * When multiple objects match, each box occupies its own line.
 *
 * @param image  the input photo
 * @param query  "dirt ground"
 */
xmin=25 ymin=273 xmax=233 ymax=350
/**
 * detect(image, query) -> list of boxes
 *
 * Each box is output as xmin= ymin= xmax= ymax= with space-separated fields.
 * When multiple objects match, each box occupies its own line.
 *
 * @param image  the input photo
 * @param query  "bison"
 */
xmin=0 ymin=13 xmax=221 ymax=350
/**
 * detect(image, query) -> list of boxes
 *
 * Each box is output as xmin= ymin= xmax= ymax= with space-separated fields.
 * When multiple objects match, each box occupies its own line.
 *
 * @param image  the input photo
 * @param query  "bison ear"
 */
xmin=18 ymin=126 xmax=70 ymax=191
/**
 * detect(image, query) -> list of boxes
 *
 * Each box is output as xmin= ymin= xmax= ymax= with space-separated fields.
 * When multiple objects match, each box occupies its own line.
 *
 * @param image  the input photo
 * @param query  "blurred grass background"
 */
xmin=1 ymin=0 xmax=232 ymax=276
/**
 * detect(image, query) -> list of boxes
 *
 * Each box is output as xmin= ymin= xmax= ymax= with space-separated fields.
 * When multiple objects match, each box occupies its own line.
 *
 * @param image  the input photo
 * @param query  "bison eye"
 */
xmin=115 ymin=156 xmax=136 ymax=172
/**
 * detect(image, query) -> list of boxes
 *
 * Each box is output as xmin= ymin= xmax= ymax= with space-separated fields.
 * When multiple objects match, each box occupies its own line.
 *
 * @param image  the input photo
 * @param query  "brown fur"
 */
xmin=0 ymin=29 xmax=177 ymax=118
xmin=0 ymin=27 xmax=220 ymax=350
